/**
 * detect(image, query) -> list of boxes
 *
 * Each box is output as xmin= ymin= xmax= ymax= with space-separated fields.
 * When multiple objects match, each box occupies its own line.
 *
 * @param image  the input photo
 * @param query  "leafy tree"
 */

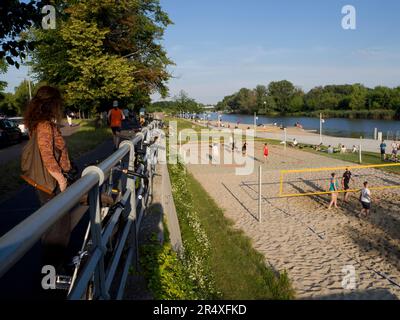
xmin=0 ymin=59 xmax=8 ymax=102
xmin=0 ymin=0 xmax=43 ymax=68
xmin=259 ymin=95 xmax=276 ymax=114
xmin=13 ymin=79 xmax=33 ymax=114
xmin=369 ymin=86 xmax=394 ymax=110
xmin=348 ymin=84 xmax=367 ymax=110
xmin=254 ymin=85 xmax=268 ymax=111
xmin=30 ymin=0 xmax=173 ymax=113
xmin=289 ymin=90 xmax=305 ymax=113
xmin=0 ymin=93 xmax=18 ymax=116
xmin=173 ymin=90 xmax=201 ymax=113
xmin=267 ymin=80 xmax=296 ymax=114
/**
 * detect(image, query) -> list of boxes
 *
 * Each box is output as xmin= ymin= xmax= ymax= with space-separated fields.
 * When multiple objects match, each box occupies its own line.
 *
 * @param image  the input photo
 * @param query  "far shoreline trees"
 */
xmin=215 ymin=81 xmax=400 ymax=120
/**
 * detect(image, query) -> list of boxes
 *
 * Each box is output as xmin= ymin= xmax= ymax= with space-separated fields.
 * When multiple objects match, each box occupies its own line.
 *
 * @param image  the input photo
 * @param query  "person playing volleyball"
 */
xmin=359 ymin=181 xmax=372 ymax=218
xmin=328 ymin=173 xmax=339 ymax=209
xmin=263 ymin=143 xmax=269 ymax=163
xmin=342 ymin=168 xmax=354 ymax=202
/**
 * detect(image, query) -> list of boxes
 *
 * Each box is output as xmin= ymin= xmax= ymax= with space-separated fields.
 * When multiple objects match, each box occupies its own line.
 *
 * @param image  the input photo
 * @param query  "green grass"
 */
xmin=0 ymin=120 xmax=112 ymax=203
xmin=168 ymin=160 xmax=295 ymax=299
xmin=64 ymin=120 xmax=112 ymax=159
xmin=300 ymin=145 xmax=400 ymax=174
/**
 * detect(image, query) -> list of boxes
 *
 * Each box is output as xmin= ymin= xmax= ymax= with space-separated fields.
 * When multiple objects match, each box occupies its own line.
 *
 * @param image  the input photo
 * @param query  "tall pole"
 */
xmin=359 ymin=136 xmax=363 ymax=164
xmin=284 ymin=128 xmax=287 ymax=151
xmin=27 ymin=49 xmax=32 ymax=100
xmin=258 ymin=165 xmax=262 ymax=223
xmin=319 ymin=113 xmax=322 ymax=144
xmin=27 ymin=78 xmax=32 ymax=100
xmin=179 ymin=131 xmax=182 ymax=157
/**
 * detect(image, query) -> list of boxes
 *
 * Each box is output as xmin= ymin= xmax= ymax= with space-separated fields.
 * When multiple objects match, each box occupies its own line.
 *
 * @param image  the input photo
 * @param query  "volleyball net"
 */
xmin=279 ymin=163 xmax=400 ymax=198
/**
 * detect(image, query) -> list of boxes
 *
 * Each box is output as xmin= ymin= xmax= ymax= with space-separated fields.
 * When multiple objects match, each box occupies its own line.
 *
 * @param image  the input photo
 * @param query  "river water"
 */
xmin=204 ymin=113 xmax=400 ymax=139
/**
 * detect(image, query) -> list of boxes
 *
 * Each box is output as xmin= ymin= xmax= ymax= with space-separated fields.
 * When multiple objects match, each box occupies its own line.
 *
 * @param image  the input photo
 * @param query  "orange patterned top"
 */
xmin=36 ymin=121 xmax=71 ymax=188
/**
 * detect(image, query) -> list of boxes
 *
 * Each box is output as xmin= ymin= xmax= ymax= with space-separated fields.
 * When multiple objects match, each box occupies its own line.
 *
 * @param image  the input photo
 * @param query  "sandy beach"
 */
xmin=185 ymin=141 xmax=400 ymax=299
xmin=191 ymin=119 xmax=394 ymax=153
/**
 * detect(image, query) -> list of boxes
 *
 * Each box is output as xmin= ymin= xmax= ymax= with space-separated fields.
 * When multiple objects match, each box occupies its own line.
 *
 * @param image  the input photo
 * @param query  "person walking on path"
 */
xmin=229 ymin=135 xmax=233 ymax=151
xmin=391 ymin=141 xmax=398 ymax=161
xmin=212 ymin=142 xmax=220 ymax=164
xmin=342 ymin=168 xmax=354 ymax=202
xmin=328 ymin=173 xmax=339 ymax=209
xmin=66 ymin=110 xmax=72 ymax=127
xmin=359 ymin=181 xmax=372 ymax=218
xmin=263 ymin=143 xmax=269 ymax=164
xmin=23 ymin=85 xmax=73 ymax=267
xmin=108 ymin=100 xmax=125 ymax=150
xmin=380 ymin=140 xmax=387 ymax=161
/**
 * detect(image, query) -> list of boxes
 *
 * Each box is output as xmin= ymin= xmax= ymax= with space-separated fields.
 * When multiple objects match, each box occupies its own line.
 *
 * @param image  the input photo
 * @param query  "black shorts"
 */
xmin=111 ymin=127 xmax=121 ymax=134
xmin=344 ymin=183 xmax=350 ymax=191
xmin=361 ymin=201 xmax=371 ymax=210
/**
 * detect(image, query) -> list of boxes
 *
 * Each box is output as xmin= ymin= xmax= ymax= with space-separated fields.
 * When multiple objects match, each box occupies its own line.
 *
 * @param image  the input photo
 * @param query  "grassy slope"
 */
xmin=303 ymin=147 xmax=400 ymax=174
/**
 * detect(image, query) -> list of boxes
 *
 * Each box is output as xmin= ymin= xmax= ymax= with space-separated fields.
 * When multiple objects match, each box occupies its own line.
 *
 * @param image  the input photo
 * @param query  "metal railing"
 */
xmin=0 ymin=120 xmax=161 ymax=300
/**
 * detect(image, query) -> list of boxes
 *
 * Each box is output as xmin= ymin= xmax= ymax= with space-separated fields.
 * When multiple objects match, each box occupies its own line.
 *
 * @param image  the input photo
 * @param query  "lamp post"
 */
xmin=319 ymin=113 xmax=323 ymax=144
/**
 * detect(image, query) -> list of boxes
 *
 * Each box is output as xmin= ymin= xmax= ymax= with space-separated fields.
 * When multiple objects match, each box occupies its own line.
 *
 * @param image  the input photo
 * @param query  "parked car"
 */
xmin=8 ymin=117 xmax=29 ymax=138
xmin=0 ymin=118 xmax=23 ymax=146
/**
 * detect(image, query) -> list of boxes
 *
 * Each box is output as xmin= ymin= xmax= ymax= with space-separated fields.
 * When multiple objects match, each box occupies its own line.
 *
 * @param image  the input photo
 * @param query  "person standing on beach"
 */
xmin=263 ymin=143 xmax=269 ymax=163
xmin=242 ymin=142 xmax=247 ymax=156
xmin=108 ymin=100 xmax=125 ymax=150
xmin=212 ymin=143 xmax=219 ymax=164
xmin=359 ymin=181 xmax=372 ymax=217
xmin=342 ymin=168 xmax=354 ymax=202
xmin=380 ymin=140 xmax=387 ymax=161
xmin=328 ymin=173 xmax=339 ymax=209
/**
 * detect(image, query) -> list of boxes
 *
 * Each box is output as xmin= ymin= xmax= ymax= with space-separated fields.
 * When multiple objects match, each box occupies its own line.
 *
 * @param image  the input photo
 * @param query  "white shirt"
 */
xmin=361 ymin=188 xmax=371 ymax=203
xmin=212 ymin=144 xmax=219 ymax=156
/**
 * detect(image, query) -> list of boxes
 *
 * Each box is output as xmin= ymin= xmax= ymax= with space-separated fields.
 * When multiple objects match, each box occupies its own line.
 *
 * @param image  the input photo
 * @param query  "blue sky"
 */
xmin=2 ymin=0 xmax=400 ymax=104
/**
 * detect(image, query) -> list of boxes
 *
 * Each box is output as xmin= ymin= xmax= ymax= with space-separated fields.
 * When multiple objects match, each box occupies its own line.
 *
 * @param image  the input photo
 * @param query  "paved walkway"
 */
xmin=0 ymin=138 xmax=113 ymax=299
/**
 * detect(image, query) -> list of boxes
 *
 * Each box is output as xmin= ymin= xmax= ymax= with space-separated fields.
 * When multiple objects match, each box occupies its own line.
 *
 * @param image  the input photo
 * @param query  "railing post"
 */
xmin=120 ymin=140 xmax=137 ymax=266
xmin=88 ymin=184 xmax=110 ymax=300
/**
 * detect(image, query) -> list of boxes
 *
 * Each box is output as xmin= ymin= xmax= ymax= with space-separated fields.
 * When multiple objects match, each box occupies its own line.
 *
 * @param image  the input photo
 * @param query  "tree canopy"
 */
xmin=216 ymin=81 xmax=400 ymax=119
xmin=0 ymin=0 xmax=43 ymax=68
xmin=150 ymin=91 xmax=203 ymax=114
xmin=30 ymin=0 xmax=173 ymax=112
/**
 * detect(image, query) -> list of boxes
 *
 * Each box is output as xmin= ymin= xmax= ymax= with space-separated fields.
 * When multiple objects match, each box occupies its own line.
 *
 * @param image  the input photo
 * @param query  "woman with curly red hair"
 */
xmin=23 ymin=86 xmax=73 ymax=266
xmin=24 ymin=85 xmax=71 ymax=199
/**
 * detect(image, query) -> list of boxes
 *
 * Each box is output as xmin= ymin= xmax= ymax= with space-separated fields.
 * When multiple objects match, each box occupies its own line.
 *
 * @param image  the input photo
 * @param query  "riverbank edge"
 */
xmin=217 ymin=109 xmax=398 ymax=121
